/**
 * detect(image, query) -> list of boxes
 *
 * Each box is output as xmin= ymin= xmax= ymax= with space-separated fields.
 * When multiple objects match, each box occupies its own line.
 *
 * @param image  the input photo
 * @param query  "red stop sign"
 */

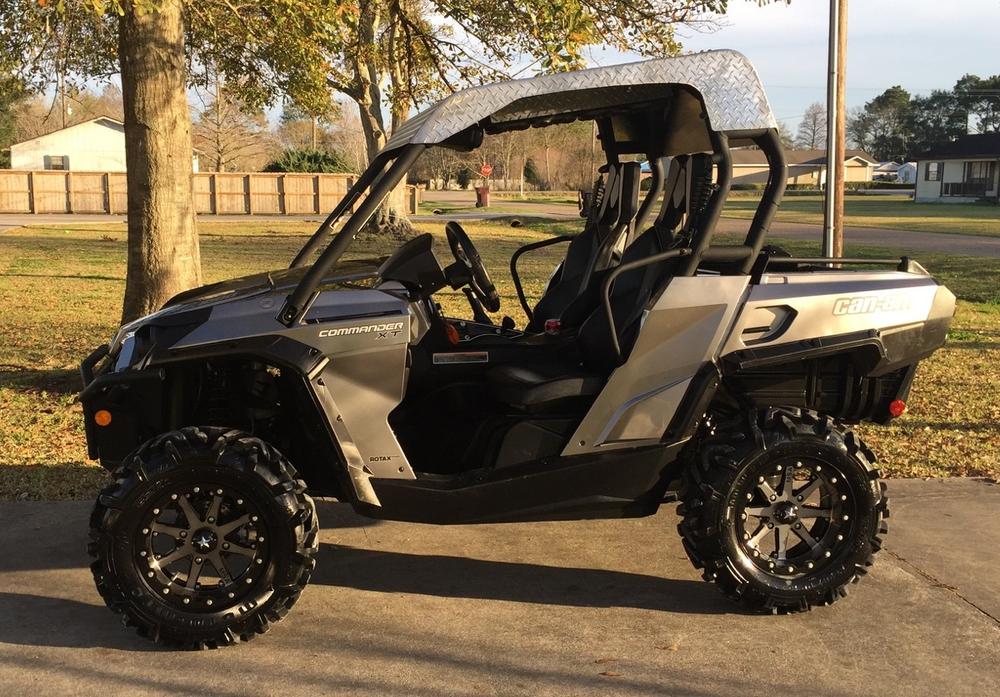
xmin=480 ymin=163 xmax=493 ymax=177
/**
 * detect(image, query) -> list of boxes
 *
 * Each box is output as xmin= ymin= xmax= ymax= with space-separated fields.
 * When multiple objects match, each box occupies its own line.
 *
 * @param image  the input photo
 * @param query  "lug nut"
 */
xmin=216 ymin=489 xmax=223 ymax=495
xmin=162 ymin=588 xmax=169 ymax=594
xmin=183 ymin=598 xmax=190 ymax=605
xmin=152 ymin=508 xmax=160 ymax=515
xmin=139 ymin=551 xmax=147 ymax=557
xmin=193 ymin=487 xmax=200 ymax=493
xmin=179 ymin=531 xmax=187 ymax=538
xmin=142 ymin=528 xmax=149 ymax=535
xmin=195 ymin=558 xmax=203 ymax=564
xmin=222 ymin=543 xmax=230 ymax=550
xmin=206 ymin=599 xmax=213 ymax=606
xmin=236 ymin=499 xmax=243 ymax=505
xmin=207 ymin=517 xmax=215 ymax=523
xmin=147 ymin=571 xmax=154 ymax=578
xmin=171 ymin=494 xmax=178 ymax=500
xmin=807 ymin=562 xmax=815 ymax=570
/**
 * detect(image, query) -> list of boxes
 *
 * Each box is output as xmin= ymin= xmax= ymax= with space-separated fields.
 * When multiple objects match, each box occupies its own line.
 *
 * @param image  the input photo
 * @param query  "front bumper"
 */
xmin=79 ymin=344 xmax=165 ymax=467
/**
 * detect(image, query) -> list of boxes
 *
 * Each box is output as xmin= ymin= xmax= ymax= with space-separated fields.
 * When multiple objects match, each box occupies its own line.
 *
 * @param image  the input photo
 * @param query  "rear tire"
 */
xmin=677 ymin=408 xmax=887 ymax=613
xmin=88 ymin=427 xmax=319 ymax=648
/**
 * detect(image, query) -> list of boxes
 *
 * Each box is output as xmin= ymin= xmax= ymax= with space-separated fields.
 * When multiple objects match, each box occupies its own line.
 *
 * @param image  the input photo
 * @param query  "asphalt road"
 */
xmin=0 ymin=478 xmax=997 ymax=697
xmin=3 ymin=202 xmax=999 ymax=258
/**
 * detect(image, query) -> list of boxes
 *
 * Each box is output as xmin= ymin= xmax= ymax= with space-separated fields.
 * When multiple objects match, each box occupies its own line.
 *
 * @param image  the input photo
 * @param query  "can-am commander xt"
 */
xmin=80 ymin=51 xmax=955 ymax=648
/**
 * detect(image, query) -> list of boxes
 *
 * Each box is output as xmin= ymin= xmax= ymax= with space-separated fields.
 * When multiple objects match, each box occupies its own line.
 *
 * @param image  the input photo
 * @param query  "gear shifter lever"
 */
xmin=462 ymin=287 xmax=492 ymax=324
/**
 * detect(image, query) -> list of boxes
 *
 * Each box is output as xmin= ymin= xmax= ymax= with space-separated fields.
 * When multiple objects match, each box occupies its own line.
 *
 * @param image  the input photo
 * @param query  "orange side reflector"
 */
xmin=94 ymin=409 xmax=113 ymax=427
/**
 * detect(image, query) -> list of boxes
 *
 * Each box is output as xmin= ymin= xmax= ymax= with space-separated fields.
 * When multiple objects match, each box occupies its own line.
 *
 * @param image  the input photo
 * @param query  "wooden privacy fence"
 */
xmin=0 ymin=170 xmax=420 ymax=216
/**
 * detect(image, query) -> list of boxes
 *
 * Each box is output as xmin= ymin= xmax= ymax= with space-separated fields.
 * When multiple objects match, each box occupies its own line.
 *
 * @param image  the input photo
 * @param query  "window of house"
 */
xmin=965 ymin=161 xmax=995 ymax=183
xmin=44 ymin=155 xmax=68 ymax=170
xmin=925 ymin=161 xmax=942 ymax=181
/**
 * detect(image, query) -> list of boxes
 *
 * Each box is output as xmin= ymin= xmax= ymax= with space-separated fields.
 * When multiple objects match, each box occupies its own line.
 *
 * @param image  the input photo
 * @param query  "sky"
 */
xmin=587 ymin=0 xmax=1000 ymax=133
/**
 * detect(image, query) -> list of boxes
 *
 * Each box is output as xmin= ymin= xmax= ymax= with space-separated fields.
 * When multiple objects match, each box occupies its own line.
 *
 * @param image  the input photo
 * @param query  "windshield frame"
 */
xmin=278 ymin=144 xmax=426 ymax=326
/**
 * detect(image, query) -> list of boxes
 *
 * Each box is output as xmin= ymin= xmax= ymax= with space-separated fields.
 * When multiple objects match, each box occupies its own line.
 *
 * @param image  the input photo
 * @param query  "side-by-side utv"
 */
xmin=80 ymin=50 xmax=955 ymax=648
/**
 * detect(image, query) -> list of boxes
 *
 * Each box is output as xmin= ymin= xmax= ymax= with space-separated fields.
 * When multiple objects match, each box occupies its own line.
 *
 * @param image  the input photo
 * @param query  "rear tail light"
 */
xmin=888 ymin=399 xmax=906 ymax=418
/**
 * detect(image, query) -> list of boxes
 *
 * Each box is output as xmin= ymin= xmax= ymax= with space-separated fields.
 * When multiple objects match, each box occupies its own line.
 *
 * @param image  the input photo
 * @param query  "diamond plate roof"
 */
xmin=383 ymin=50 xmax=776 ymax=153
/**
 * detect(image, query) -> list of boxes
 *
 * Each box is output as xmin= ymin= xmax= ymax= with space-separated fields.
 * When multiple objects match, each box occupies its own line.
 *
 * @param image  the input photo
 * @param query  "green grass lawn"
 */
xmin=723 ymin=194 xmax=1000 ymax=237
xmin=1 ymin=218 xmax=997 ymax=499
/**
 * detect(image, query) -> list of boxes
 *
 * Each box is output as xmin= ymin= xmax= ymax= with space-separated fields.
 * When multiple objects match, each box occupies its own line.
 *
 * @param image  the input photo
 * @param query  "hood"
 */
xmin=108 ymin=258 xmax=390 ymax=363
xmin=161 ymin=258 xmax=385 ymax=312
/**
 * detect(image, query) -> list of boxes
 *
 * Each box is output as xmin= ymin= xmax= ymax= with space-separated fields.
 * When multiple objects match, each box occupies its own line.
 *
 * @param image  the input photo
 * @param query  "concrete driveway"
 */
xmin=0 ymin=478 xmax=997 ymax=697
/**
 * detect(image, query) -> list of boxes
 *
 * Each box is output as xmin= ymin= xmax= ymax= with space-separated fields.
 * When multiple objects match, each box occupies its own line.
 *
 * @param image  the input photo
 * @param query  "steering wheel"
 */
xmin=445 ymin=221 xmax=501 ymax=312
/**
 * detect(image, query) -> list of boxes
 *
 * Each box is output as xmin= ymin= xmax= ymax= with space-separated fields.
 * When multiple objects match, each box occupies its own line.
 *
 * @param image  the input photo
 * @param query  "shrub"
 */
xmin=264 ymin=148 xmax=351 ymax=173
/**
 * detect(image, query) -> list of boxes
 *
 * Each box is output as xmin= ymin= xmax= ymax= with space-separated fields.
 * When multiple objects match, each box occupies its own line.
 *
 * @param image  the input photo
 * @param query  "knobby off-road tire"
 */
xmin=678 ymin=408 xmax=888 ymax=613
xmin=89 ymin=427 xmax=319 ymax=649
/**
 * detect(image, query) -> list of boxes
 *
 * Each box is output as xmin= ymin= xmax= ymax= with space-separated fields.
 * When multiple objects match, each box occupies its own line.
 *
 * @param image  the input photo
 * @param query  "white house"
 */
xmin=8 ymin=116 xmax=199 ymax=173
xmin=895 ymin=162 xmax=917 ymax=184
xmin=873 ymin=161 xmax=901 ymax=180
xmin=915 ymin=133 xmax=1000 ymax=203
xmin=730 ymin=149 xmax=877 ymax=186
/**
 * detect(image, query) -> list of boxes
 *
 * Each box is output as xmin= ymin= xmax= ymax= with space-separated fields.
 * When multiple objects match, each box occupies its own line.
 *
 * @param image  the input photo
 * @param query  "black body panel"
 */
xmin=358 ymin=443 xmax=683 ymax=524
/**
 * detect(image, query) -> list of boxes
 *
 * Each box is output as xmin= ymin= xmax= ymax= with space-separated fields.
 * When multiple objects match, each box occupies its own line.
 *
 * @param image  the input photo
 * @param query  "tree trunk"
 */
xmin=345 ymin=0 xmax=412 ymax=235
xmin=119 ymin=0 xmax=200 ymax=322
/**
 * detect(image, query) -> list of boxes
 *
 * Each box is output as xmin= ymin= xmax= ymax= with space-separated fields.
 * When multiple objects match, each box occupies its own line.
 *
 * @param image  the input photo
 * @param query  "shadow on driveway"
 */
xmin=312 ymin=543 xmax=734 ymax=615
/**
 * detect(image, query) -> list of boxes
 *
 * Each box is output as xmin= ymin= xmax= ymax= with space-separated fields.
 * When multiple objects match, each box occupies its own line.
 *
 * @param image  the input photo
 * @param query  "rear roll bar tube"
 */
xmin=509 ymin=235 xmax=574 ymax=322
xmin=678 ymin=131 xmax=731 ymax=276
xmin=602 ymin=247 xmax=692 ymax=360
xmin=741 ymin=129 xmax=788 ymax=273
xmin=279 ymin=145 xmax=426 ymax=326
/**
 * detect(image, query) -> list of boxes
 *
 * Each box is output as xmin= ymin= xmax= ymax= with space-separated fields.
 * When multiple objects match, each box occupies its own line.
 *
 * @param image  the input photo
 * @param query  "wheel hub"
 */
xmin=773 ymin=501 xmax=798 ymax=524
xmin=135 ymin=484 xmax=268 ymax=611
xmin=191 ymin=528 xmax=218 ymax=553
xmin=736 ymin=458 xmax=851 ymax=576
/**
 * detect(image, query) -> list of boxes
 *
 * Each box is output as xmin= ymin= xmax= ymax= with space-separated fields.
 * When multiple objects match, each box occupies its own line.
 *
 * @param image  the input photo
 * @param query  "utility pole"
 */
xmin=823 ymin=0 xmax=848 ymax=258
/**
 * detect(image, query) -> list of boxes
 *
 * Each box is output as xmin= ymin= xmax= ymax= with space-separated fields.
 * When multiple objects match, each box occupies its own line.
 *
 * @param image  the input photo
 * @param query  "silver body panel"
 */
xmin=563 ymin=275 xmax=750 ymax=456
xmin=720 ymin=270 xmax=948 ymax=362
xmin=163 ymin=282 xmax=422 ymax=502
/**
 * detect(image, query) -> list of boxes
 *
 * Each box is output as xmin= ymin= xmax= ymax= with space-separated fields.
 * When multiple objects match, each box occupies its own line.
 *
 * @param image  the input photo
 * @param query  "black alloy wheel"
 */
xmin=678 ymin=408 xmax=888 ymax=613
xmin=89 ymin=427 xmax=318 ymax=648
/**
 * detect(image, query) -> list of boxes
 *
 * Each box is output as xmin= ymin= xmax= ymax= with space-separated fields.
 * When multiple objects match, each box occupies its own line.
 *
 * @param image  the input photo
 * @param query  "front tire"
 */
xmin=89 ymin=427 xmax=319 ymax=648
xmin=678 ymin=408 xmax=888 ymax=613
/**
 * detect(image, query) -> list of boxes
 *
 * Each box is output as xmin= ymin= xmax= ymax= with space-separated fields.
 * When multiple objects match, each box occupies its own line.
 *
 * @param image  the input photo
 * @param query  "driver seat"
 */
xmin=526 ymin=162 xmax=641 ymax=332
xmin=488 ymin=223 xmax=680 ymax=413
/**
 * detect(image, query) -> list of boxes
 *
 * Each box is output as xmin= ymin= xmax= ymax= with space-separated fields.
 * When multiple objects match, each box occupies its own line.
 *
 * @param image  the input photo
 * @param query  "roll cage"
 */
xmin=277 ymin=50 xmax=790 ymax=327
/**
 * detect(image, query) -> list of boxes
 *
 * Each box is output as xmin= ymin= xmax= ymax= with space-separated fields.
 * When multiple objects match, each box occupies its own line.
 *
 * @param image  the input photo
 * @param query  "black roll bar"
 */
xmin=741 ymin=129 xmax=788 ymax=272
xmin=289 ymin=153 xmax=390 ymax=269
xmin=678 ymin=131 xmax=731 ymax=276
xmin=633 ymin=155 xmax=665 ymax=237
xmin=278 ymin=144 xmax=426 ymax=326
xmin=602 ymin=247 xmax=692 ymax=359
xmin=509 ymin=235 xmax=574 ymax=322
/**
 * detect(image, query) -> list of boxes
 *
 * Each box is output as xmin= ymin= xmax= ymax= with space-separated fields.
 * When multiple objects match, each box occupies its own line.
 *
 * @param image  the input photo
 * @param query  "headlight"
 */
xmin=113 ymin=333 xmax=138 ymax=371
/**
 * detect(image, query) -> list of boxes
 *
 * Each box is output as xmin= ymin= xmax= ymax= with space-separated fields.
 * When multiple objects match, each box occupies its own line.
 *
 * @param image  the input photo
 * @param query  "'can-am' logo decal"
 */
xmin=318 ymin=321 xmax=404 ymax=338
xmin=832 ymin=295 xmax=911 ymax=316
